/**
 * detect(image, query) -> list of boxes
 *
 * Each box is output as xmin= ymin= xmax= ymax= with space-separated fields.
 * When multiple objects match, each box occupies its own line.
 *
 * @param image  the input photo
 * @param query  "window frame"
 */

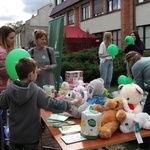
xmin=82 ymin=2 xmax=90 ymax=20
xmin=93 ymin=0 xmax=103 ymax=16
xmin=56 ymin=0 xmax=62 ymax=6
xmin=107 ymin=0 xmax=121 ymax=12
xmin=138 ymin=25 xmax=150 ymax=50
xmin=68 ymin=10 xmax=74 ymax=25
xmin=112 ymin=30 xmax=121 ymax=48
xmin=137 ymin=0 xmax=150 ymax=3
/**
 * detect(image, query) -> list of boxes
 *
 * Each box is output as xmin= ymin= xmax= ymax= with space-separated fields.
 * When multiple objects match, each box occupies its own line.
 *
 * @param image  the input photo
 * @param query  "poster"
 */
xmin=48 ymin=16 xmax=64 ymax=91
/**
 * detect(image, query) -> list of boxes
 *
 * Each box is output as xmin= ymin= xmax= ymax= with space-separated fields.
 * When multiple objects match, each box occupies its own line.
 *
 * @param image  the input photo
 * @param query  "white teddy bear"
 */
xmin=119 ymin=84 xmax=144 ymax=114
xmin=58 ymin=81 xmax=70 ymax=97
xmin=119 ymin=112 xmax=150 ymax=133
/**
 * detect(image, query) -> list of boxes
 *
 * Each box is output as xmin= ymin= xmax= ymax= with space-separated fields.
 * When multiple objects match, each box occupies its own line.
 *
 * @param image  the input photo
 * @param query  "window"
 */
xmin=145 ymin=26 xmax=150 ymax=49
xmin=82 ymin=3 xmax=90 ymax=20
xmin=138 ymin=0 xmax=144 ymax=2
xmin=138 ymin=0 xmax=150 ymax=3
xmin=93 ymin=0 xmax=103 ymax=16
xmin=68 ymin=10 xmax=74 ymax=25
xmin=112 ymin=30 xmax=121 ymax=48
xmin=138 ymin=25 xmax=150 ymax=50
xmin=96 ymin=30 xmax=121 ymax=48
xmin=56 ymin=0 xmax=61 ymax=5
xmin=108 ymin=0 xmax=121 ymax=12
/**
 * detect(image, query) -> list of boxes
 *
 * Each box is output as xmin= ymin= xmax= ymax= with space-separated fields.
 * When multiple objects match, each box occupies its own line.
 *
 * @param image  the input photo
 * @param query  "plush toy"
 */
xmin=99 ymin=97 xmax=124 ymax=139
xmin=71 ymin=78 xmax=105 ymax=118
xmin=93 ymin=104 xmax=104 ymax=112
xmin=119 ymin=84 xmax=144 ymax=114
xmin=118 ymin=111 xmax=150 ymax=133
xmin=65 ymin=90 xmax=78 ymax=101
xmin=65 ymin=90 xmax=83 ymax=107
xmin=58 ymin=81 xmax=70 ymax=97
xmin=73 ymin=84 xmax=87 ymax=104
xmin=103 ymin=88 xmax=113 ymax=99
xmin=77 ymin=79 xmax=85 ymax=87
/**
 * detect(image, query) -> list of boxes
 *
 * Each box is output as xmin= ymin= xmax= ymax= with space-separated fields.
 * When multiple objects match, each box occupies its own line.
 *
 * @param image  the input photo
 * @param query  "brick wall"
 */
xmin=121 ymin=0 xmax=136 ymax=49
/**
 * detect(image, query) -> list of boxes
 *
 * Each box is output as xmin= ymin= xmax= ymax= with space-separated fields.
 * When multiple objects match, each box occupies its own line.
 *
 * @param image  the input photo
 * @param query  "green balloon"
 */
xmin=117 ymin=75 xmax=128 ymax=85
xmin=124 ymin=36 xmax=134 ymax=45
xmin=107 ymin=44 xmax=119 ymax=56
xmin=5 ymin=48 xmax=31 ymax=79
xmin=126 ymin=77 xmax=133 ymax=84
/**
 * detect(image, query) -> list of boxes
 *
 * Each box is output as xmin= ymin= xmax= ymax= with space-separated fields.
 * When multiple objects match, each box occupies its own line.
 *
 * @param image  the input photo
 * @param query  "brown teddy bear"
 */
xmin=99 ymin=97 xmax=125 ymax=139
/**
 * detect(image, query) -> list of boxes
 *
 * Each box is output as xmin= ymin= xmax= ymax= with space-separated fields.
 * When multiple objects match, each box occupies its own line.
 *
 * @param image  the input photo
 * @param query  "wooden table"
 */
xmin=41 ymin=109 xmax=150 ymax=150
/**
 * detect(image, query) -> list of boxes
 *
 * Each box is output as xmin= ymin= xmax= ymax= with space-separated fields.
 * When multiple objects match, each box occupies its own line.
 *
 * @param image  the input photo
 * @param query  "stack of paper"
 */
xmin=59 ymin=124 xmax=81 ymax=135
xmin=61 ymin=133 xmax=86 ymax=144
xmin=47 ymin=114 xmax=69 ymax=123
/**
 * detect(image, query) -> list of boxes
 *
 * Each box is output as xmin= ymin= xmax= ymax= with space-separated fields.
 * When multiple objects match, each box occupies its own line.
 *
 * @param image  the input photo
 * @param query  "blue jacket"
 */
xmin=86 ymin=94 xmax=105 ymax=105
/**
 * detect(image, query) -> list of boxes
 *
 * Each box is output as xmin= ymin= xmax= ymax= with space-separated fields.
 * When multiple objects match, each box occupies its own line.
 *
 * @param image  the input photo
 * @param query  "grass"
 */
xmin=112 ymin=141 xmax=138 ymax=150
xmin=110 ymin=84 xmax=118 ymax=93
xmin=98 ymin=141 xmax=139 ymax=150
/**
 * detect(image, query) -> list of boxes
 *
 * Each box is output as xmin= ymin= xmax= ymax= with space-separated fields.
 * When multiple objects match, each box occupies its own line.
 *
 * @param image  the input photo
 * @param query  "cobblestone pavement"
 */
xmin=38 ymin=125 xmax=62 ymax=150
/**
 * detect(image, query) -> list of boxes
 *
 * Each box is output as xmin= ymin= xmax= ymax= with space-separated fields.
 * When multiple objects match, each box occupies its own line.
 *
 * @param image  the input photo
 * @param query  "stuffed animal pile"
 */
xmin=57 ymin=79 xmax=150 ymax=139
xmin=71 ymin=78 xmax=105 ymax=118
xmin=94 ymin=83 xmax=147 ymax=139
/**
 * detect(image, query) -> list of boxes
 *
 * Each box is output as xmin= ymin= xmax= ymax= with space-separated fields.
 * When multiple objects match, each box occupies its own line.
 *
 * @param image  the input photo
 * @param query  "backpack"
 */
xmin=30 ymin=47 xmax=52 ymax=65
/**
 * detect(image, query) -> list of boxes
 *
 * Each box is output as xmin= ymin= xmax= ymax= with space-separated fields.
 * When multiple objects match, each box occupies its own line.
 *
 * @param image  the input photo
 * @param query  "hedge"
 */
xmin=60 ymin=47 xmax=128 ymax=86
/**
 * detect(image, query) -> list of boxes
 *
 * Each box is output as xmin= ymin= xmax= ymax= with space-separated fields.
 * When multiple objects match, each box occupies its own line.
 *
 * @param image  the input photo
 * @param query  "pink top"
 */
xmin=0 ymin=46 xmax=9 ymax=92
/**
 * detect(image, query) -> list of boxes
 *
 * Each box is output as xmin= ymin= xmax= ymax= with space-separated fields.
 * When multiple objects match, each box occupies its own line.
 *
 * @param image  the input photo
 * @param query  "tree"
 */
xmin=6 ymin=21 xmax=24 ymax=29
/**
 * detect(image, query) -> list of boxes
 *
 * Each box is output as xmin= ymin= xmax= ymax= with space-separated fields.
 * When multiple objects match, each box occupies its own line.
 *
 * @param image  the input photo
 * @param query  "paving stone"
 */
xmin=38 ymin=126 xmax=62 ymax=150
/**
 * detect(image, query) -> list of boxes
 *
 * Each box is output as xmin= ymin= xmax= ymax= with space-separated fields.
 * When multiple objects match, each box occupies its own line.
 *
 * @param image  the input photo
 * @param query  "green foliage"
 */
xmin=112 ymin=51 xmax=126 ymax=85
xmin=61 ymin=47 xmax=99 ymax=82
xmin=61 ymin=47 xmax=126 ymax=86
xmin=6 ymin=21 xmax=24 ymax=29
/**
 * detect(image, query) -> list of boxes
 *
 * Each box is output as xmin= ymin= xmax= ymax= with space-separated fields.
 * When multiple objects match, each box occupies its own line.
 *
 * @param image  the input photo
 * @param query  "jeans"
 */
xmin=10 ymin=141 xmax=39 ymax=150
xmin=99 ymin=59 xmax=113 ymax=91
xmin=139 ymin=92 xmax=150 ymax=149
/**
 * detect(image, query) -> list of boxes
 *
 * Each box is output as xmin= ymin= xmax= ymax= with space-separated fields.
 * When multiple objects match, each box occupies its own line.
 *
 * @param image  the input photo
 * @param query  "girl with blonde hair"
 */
xmin=98 ymin=32 xmax=113 ymax=90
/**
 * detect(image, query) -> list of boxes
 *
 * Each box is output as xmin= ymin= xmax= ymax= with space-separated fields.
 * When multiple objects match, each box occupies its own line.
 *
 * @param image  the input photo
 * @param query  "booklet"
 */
xmin=59 ymin=124 xmax=81 ymax=135
xmin=58 ymin=112 xmax=73 ymax=117
xmin=61 ymin=133 xmax=86 ymax=144
xmin=47 ymin=114 xmax=69 ymax=123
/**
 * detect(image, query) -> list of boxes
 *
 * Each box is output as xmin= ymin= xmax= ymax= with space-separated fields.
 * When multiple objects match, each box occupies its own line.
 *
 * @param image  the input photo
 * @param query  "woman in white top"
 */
xmin=98 ymin=32 xmax=113 ymax=91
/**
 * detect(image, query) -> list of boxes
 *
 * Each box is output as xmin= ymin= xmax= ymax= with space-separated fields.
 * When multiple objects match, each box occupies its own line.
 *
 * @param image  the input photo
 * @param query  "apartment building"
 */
xmin=15 ymin=3 xmax=54 ymax=49
xmin=50 ymin=0 xmax=150 ymax=50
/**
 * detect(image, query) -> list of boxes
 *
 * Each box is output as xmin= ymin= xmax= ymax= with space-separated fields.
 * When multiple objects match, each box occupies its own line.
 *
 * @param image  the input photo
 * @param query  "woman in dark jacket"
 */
xmin=124 ymin=30 xmax=145 ymax=55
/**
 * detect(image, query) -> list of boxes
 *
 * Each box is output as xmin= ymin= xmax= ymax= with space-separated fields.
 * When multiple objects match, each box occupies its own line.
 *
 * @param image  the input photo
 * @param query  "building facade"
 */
xmin=50 ymin=0 xmax=150 ymax=50
xmin=15 ymin=3 xmax=54 ymax=49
